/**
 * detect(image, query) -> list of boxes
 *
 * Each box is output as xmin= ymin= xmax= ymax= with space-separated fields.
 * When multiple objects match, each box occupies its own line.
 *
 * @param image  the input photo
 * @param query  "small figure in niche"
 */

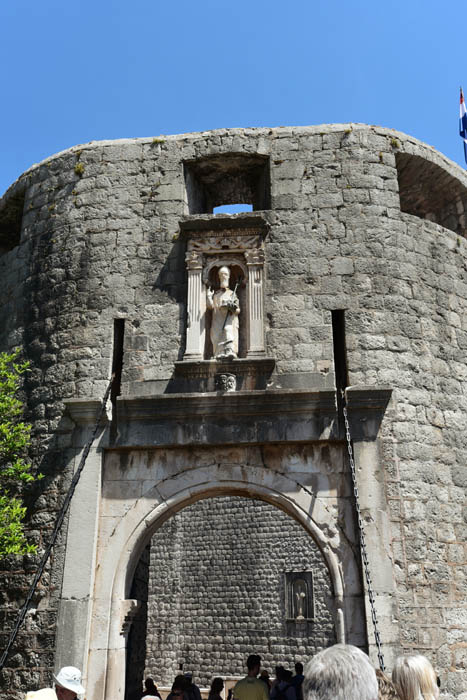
xmin=206 ymin=265 xmax=240 ymax=359
xmin=293 ymin=578 xmax=307 ymax=619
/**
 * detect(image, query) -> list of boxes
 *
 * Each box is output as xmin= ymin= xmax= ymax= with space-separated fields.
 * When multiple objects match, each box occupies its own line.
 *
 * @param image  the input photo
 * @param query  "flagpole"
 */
xmin=459 ymin=86 xmax=467 ymax=166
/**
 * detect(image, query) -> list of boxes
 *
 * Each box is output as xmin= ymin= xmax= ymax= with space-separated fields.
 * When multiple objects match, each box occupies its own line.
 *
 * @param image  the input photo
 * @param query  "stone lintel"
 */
xmin=64 ymin=386 xmax=391 ymax=445
xmin=117 ymin=388 xmax=334 ymax=419
xmin=112 ymin=388 xmax=337 ymax=447
xmin=179 ymin=211 xmax=273 ymax=233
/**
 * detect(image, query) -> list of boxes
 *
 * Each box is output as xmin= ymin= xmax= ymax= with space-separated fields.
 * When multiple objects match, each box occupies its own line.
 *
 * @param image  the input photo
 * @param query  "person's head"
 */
xmin=26 ymin=691 xmax=58 ymax=700
xmin=303 ymin=644 xmax=378 ymax=700
xmin=283 ymin=671 xmax=293 ymax=683
xmin=392 ymin=655 xmax=439 ymax=700
xmin=218 ymin=266 xmax=230 ymax=289
xmin=276 ymin=667 xmax=287 ymax=682
xmin=210 ymin=678 xmax=224 ymax=695
xmin=376 ymin=670 xmax=401 ymax=700
xmin=145 ymin=678 xmax=158 ymax=693
xmin=53 ymin=667 xmax=85 ymax=700
xmin=171 ymin=675 xmax=187 ymax=698
xmin=295 ymin=663 xmax=304 ymax=676
xmin=184 ymin=673 xmax=193 ymax=687
xmin=260 ymin=670 xmax=270 ymax=680
xmin=247 ymin=654 xmax=262 ymax=676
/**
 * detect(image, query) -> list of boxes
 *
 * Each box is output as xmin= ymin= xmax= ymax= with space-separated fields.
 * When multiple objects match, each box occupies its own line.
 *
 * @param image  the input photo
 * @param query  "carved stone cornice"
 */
xmin=187 ymin=230 xmax=265 ymax=255
xmin=64 ymin=398 xmax=111 ymax=425
xmin=63 ymin=386 xmax=392 ymax=448
xmin=112 ymin=388 xmax=338 ymax=447
xmin=345 ymin=386 xmax=392 ymax=411
xmin=344 ymin=386 xmax=392 ymax=441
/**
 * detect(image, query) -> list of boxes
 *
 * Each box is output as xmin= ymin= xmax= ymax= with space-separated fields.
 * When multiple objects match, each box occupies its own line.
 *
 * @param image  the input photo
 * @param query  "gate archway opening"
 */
xmin=125 ymin=494 xmax=340 ymax=699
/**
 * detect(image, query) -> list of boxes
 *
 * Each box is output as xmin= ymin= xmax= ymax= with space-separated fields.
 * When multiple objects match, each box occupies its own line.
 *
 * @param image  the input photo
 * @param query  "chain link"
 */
xmin=342 ymin=392 xmax=385 ymax=672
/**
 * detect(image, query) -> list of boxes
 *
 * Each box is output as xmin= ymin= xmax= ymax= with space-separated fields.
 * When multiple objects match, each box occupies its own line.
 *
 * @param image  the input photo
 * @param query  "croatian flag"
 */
xmin=460 ymin=88 xmax=467 ymax=164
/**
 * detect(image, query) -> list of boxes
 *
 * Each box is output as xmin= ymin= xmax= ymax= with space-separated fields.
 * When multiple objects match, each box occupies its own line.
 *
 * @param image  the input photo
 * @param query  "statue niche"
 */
xmin=206 ymin=265 xmax=243 ymax=360
xmin=182 ymin=227 xmax=266 ymax=363
xmin=285 ymin=570 xmax=314 ymax=622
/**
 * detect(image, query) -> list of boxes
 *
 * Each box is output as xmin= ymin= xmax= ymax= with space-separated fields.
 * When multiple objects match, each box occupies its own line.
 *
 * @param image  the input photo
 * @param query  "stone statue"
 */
xmin=206 ymin=266 xmax=240 ymax=360
xmin=293 ymin=579 xmax=307 ymax=619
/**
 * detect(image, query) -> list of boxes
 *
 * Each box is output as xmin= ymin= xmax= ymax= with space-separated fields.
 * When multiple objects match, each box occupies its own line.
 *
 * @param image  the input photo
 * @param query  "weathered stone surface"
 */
xmin=143 ymin=497 xmax=336 ymax=688
xmin=0 ymin=123 xmax=466 ymax=699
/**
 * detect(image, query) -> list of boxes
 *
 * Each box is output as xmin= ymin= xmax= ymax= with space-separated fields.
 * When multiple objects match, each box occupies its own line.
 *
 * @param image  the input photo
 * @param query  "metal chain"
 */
xmin=342 ymin=391 xmax=385 ymax=672
xmin=0 ymin=375 xmax=114 ymax=673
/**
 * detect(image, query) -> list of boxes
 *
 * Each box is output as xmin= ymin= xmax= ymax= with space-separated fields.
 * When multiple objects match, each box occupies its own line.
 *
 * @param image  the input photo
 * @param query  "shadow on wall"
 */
xmin=152 ymin=238 xmax=187 ymax=361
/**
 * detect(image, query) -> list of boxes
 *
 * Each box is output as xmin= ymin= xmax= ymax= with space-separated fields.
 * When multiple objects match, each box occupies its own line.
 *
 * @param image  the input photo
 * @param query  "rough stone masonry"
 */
xmin=0 ymin=124 xmax=465 ymax=700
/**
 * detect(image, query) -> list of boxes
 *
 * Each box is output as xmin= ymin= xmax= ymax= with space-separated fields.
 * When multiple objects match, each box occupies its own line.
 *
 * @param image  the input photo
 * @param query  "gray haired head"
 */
xmin=303 ymin=644 xmax=378 ymax=700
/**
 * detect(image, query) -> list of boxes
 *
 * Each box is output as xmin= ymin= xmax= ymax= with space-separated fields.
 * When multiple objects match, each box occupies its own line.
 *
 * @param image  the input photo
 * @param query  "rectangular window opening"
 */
xmin=0 ymin=190 xmax=25 ymax=255
xmin=331 ymin=311 xmax=348 ymax=423
xmin=184 ymin=154 xmax=270 ymax=214
xmin=111 ymin=319 xmax=125 ymax=404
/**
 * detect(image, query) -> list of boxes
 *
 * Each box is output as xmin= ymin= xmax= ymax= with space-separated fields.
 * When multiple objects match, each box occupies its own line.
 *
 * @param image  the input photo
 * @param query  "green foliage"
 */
xmin=74 ymin=162 xmax=85 ymax=177
xmin=0 ymin=496 xmax=34 ymax=554
xmin=0 ymin=350 xmax=38 ymax=555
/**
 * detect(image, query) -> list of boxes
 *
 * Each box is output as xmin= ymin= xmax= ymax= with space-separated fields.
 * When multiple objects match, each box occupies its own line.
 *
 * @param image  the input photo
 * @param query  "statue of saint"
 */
xmin=206 ymin=266 xmax=240 ymax=360
xmin=293 ymin=579 xmax=307 ymax=620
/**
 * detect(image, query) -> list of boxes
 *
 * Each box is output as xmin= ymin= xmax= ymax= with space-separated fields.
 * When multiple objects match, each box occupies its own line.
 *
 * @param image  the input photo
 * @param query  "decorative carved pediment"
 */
xmin=187 ymin=228 xmax=265 ymax=255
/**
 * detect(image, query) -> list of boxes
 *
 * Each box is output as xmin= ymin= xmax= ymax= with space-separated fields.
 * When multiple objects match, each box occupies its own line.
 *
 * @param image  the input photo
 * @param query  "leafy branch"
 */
xmin=0 ymin=350 xmax=40 ymax=555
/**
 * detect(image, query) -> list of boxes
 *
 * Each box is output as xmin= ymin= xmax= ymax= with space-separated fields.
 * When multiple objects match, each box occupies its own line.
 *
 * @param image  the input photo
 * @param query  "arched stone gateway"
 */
xmin=92 ymin=458 xmax=350 ymax=700
xmin=58 ymin=387 xmax=393 ymax=700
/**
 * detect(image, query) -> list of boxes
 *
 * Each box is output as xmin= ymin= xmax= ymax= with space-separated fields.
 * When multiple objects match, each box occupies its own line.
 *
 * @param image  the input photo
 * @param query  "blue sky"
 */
xmin=0 ymin=0 xmax=464 ymax=195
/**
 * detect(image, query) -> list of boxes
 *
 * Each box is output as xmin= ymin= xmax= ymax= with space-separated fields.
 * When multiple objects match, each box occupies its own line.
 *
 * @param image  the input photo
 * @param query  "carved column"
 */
xmin=184 ymin=251 xmax=205 ymax=360
xmin=244 ymin=248 xmax=266 ymax=357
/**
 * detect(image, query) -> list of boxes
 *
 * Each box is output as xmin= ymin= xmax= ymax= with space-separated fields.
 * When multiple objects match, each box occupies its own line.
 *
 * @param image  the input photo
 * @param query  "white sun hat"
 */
xmin=26 ymin=690 xmax=58 ymax=700
xmin=53 ymin=667 xmax=85 ymax=695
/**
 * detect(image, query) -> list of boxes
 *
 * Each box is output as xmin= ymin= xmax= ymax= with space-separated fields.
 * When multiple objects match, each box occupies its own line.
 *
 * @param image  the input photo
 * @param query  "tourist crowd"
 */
xmin=24 ymin=646 xmax=442 ymax=700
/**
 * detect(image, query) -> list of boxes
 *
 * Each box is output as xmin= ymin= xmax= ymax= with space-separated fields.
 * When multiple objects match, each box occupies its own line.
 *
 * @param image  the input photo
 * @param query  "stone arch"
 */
xmin=88 ymin=456 xmax=359 ymax=700
xmin=202 ymin=256 xmax=247 ymax=285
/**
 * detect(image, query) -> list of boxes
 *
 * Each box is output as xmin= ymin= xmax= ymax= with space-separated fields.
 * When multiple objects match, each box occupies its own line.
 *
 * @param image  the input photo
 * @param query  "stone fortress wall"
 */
xmin=0 ymin=123 xmax=466 ymax=699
